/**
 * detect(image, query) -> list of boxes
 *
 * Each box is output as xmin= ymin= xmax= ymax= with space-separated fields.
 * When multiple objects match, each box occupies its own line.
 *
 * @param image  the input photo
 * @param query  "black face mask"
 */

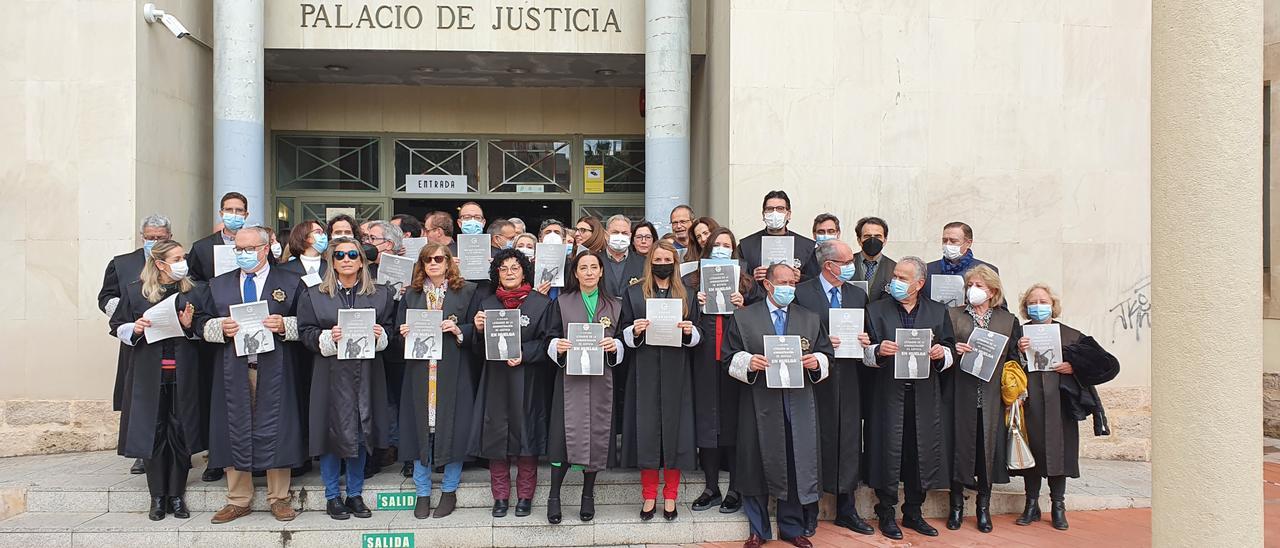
xmin=362 ymin=243 xmax=380 ymax=263
xmin=860 ymin=237 xmax=884 ymax=257
xmin=651 ymin=263 xmax=675 ymax=280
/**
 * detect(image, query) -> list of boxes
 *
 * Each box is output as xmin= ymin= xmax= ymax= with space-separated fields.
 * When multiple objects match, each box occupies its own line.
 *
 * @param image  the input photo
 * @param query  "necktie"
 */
xmin=865 ymin=260 xmax=877 ymax=282
xmin=243 ymin=272 xmax=257 ymax=302
xmin=773 ymin=309 xmax=786 ymax=336
xmin=829 ymin=286 xmax=841 ymax=308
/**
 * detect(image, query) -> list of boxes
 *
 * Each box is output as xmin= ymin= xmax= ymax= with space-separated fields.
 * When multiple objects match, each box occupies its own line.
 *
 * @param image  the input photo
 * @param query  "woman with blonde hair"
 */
xmin=109 ymin=239 xmax=203 ymax=520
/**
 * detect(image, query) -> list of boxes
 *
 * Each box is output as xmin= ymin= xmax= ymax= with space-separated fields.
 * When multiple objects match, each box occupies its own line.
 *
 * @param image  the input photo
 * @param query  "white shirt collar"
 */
xmin=766 ymin=298 xmax=788 ymax=315
xmin=819 ymin=274 xmax=842 ymax=296
xmin=240 ymin=263 xmax=270 ymax=286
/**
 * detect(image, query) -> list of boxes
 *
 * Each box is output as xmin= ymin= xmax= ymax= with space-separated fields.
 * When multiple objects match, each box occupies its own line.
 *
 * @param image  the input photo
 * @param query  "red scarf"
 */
xmin=496 ymin=283 xmax=533 ymax=309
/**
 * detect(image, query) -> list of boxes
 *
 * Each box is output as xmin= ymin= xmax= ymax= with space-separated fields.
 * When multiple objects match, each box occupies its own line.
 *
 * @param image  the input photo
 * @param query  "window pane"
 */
xmin=487 ymin=140 xmax=571 ymax=193
xmin=274 ymin=197 xmax=295 ymax=236
xmin=300 ymin=202 xmax=385 ymax=225
xmin=394 ymin=139 xmax=479 ymax=192
xmin=579 ymin=204 xmax=646 ymax=224
xmin=583 ymin=138 xmax=645 ymax=193
xmin=276 ymin=135 xmax=380 ymax=191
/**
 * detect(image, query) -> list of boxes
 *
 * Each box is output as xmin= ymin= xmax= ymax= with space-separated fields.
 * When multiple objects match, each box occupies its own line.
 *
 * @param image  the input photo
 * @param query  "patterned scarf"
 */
xmin=941 ymin=249 xmax=976 ymax=275
xmin=496 ymin=283 xmax=533 ymax=309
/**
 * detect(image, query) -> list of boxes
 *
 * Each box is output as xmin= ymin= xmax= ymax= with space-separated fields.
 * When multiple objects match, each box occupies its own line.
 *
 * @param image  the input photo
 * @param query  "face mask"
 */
xmin=838 ymin=263 xmax=858 ymax=282
xmin=889 ymin=279 xmax=910 ymax=302
xmin=542 ymin=232 xmax=563 ymax=245
xmin=362 ymin=243 xmax=379 ymax=263
xmin=222 ymin=213 xmax=246 ymax=231
xmin=270 ymin=242 xmax=282 ymax=258
xmin=460 ymin=219 xmax=484 ymax=235
xmin=943 ymin=244 xmax=963 ymax=260
xmin=565 ymin=245 xmax=575 ymax=256
xmin=1028 ymin=303 xmax=1053 ymax=322
xmin=764 ymin=211 xmax=787 ymax=230
xmin=142 ymin=239 xmax=157 ymax=257
xmin=770 ymin=284 xmax=796 ymax=307
xmin=168 ymin=260 xmax=189 ymax=280
xmin=501 ymin=240 xmax=514 ymax=250
xmin=651 ymin=263 xmax=675 ymax=280
xmin=235 ymin=249 xmax=261 ymax=271
xmin=860 ymin=237 xmax=884 ymax=257
xmin=311 ymin=233 xmax=329 ymax=254
xmin=710 ymin=246 xmax=733 ymax=260
xmin=517 ymin=247 xmax=536 ymax=259
xmin=815 ymin=234 xmax=836 ymax=243
xmin=967 ymin=286 xmax=989 ymax=306
xmin=608 ymin=234 xmax=630 ymax=252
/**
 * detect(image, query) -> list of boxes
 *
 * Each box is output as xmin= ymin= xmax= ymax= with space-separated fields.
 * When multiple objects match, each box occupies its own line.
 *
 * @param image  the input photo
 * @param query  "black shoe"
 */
xmin=663 ymin=502 xmax=678 ymax=521
xmin=833 ymin=514 xmax=874 ymax=535
xmin=201 ymin=467 xmax=224 ymax=482
xmin=291 ymin=460 xmax=312 ymax=478
xmin=1051 ymin=501 xmax=1069 ymax=530
xmin=579 ymin=495 xmax=595 ymax=522
xmin=719 ymin=490 xmax=742 ymax=513
xmin=975 ymin=494 xmax=993 ymax=533
xmin=691 ymin=488 xmax=722 ymax=511
xmin=946 ymin=504 xmax=963 ymax=530
xmin=130 ymin=458 xmax=146 ymax=475
xmin=492 ymin=499 xmax=509 ymax=518
xmin=401 ymin=461 xmax=413 ymax=478
xmin=415 ymin=496 xmax=432 ymax=520
xmin=326 ymin=497 xmax=351 ymax=520
xmin=547 ymin=497 xmax=562 ymax=524
xmin=876 ymin=510 xmax=903 ymax=540
xmin=902 ymin=514 xmax=939 ymax=537
xmin=363 ymin=460 xmax=379 ymax=480
xmin=169 ymin=496 xmax=190 ymax=519
xmin=515 ymin=498 xmax=532 ymax=517
xmin=640 ymin=500 xmax=656 ymax=521
xmin=1015 ymin=498 xmax=1042 ymax=526
xmin=345 ymin=495 xmax=372 ymax=518
xmin=148 ymin=496 xmax=167 ymax=521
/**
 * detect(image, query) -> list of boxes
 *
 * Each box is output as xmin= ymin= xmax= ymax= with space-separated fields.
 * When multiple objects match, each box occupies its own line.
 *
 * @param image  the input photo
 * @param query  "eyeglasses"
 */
xmin=633 ymin=234 xmax=654 ymax=241
xmin=221 ymin=207 xmax=247 ymax=215
xmin=363 ymin=236 xmax=388 ymax=244
xmin=459 ymin=214 xmax=484 ymax=221
xmin=233 ymin=245 xmax=264 ymax=253
xmin=423 ymin=255 xmax=448 ymax=264
xmin=574 ymin=226 xmax=593 ymax=233
xmin=764 ymin=206 xmax=789 ymax=213
xmin=671 ymin=219 xmax=692 ymax=226
xmin=334 ymin=250 xmax=362 ymax=261
xmin=142 ymin=235 xmax=169 ymax=241
xmin=498 ymin=266 xmax=522 ymax=274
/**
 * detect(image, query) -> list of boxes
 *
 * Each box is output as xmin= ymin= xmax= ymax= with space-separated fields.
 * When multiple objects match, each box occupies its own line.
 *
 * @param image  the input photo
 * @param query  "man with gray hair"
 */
xmin=600 ymin=214 xmax=644 ymax=296
xmin=508 ymin=217 xmax=527 ymax=235
xmin=98 ymin=213 xmax=173 ymax=475
xmin=861 ymin=255 xmax=956 ymax=540
xmin=487 ymin=219 xmax=517 ymax=254
xmin=363 ymin=220 xmax=405 ymax=267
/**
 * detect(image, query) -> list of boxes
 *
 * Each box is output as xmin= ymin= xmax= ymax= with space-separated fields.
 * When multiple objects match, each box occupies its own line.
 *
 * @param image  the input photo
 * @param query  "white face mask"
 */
xmin=764 ymin=211 xmax=787 ymax=230
xmin=967 ymin=286 xmax=989 ymax=306
xmin=943 ymin=244 xmax=963 ymax=260
xmin=607 ymin=234 xmax=630 ymax=252
xmin=542 ymin=232 xmax=564 ymax=245
xmin=270 ymin=242 xmax=282 ymax=258
xmin=167 ymin=260 xmax=190 ymax=280
xmin=517 ymin=247 xmax=535 ymax=258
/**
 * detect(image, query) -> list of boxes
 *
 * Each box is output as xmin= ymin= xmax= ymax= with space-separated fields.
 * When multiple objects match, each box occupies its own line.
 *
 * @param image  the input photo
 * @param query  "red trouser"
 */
xmin=641 ymin=468 xmax=682 ymax=500
xmin=490 ymin=456 xmax=539 ymax=500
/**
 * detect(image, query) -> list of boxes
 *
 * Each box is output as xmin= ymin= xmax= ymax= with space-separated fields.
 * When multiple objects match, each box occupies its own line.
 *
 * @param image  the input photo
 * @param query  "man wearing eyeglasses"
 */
xmin=669 ymin=205 xmax=694 ymax=255
xmin=188 ymin=192 xmax=251 ymax=283
xmin=737 ymin=190 xmax=819 ymax=285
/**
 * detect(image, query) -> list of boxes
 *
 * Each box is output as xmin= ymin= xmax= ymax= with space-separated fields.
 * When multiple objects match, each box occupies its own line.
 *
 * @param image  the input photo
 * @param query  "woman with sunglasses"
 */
xmin=298 ymin=237 xmax=395 ymax=520
xmin=618 ymin=241 xmax=701 ymax=521
xmin=109 ymin=240 xmax=204 ymax=520
xmin=396 ymin=243 xmax=478 ymax=519
xmin=472 ymin=248 xmax=556 ymax=519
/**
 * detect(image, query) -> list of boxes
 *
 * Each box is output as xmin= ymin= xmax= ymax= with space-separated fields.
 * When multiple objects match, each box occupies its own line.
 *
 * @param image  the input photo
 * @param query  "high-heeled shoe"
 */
xmin=640 ymin=499 xmax=656 ymax=521
xmin=546 ymin=497 xmax=562 ymax=524
xmin=579 ymin=495 xmax=595 ymax=522
xmin=663 ymin=500 xmax=678 ymax=521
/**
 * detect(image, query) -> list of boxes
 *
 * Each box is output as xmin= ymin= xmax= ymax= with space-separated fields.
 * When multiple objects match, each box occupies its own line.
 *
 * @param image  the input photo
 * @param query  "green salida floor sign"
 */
xmin=362 ymin=532 xmax=414 ymax=548
xmin=376 ymin=491 xmax=416 ymax=510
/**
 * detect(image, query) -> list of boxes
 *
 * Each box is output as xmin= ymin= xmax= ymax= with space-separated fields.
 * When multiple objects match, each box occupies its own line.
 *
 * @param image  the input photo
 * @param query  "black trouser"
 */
xmin=699 ymin=446 xmax=737 ymax=494
xmin=1024 ymin=475 xmax=1067 ymax=502
xmin=951 ymin=410 xmax=991 ymax=503
xmin=875 ymin=384 xmax=926 ymax=517
xmin=146 ymin=370 xmax=191 ymax=498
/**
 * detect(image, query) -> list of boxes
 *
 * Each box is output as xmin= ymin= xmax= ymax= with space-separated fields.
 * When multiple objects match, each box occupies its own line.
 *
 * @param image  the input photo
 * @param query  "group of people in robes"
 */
xmin=98 ymin=190 xmax=1114 ymax=547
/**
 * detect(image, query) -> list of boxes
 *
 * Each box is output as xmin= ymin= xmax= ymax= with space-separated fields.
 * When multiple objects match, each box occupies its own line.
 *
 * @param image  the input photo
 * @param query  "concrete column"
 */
xmin=1151 ymin=1 xmax=1262 ymax=546
xmin=644 ymin=0 xmax=691 ymax=233
xmin=213 ymin=0 xmax=265 ymax=226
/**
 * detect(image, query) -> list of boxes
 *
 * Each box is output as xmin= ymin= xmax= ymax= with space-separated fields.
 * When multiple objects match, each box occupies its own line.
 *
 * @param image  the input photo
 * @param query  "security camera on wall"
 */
xmin=143 ymin=3 xmax=190 ymax=39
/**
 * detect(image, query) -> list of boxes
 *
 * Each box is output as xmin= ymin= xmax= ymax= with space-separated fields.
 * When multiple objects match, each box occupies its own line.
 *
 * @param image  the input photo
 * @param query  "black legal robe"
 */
xmin=192 ymin=268 xmax=307 ymax=472
xmin=683 ymin=268 xmax=763 ymax=449
xmin=109 ymin=280 xmax=207 ymax=459
xmin=617 ymin=284 xmax=700 ymax=471
xmin=187 ymin=231 xmax=227 ymax=282
xmin=547 ymin=292 xmax=623 ymax=471
xmin=274 ymin=257 xmax=327 ymax=446
xmin=946 ymin=306 xmax=1022 ymax=488
xmin=396 ymin=282 xmax=479 ymax=466
xmin=98 ymin=248 xmax=146 ymax=411
xmin=863 ymin=297 xmax=955 ymax=493
xmin=792 ymin=277 xmax=868 ymax=497
xmin=598 ymin=251 xmax=647 ymax=297
xmin=721 ymin=300 xmax=832 ymax=504
xmin=470 ymin=291 xmax=556 ymax=460
xmin=1013 ymin=321 xmax=1085 ymax=479
xmin=737 ymin=229 xmax=819 ymax=280
xmin=297 ymin=282 xmax=395 ymax=458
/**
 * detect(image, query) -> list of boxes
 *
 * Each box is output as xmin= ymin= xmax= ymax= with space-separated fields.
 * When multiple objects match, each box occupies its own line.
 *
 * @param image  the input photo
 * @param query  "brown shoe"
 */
xmin=211 ymin=504 xmax=251 ymax=524
xmin=270 ymin=501 xmax=298 ymax=522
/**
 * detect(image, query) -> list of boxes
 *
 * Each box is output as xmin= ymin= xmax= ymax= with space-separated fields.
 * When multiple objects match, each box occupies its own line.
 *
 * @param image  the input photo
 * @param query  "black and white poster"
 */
xmin=848 ymin=280 xmax=869 ymax=296
xmin=229 ymin=301 xmax=274 ymax=357
xmin=764 ymin=335 xmax=804 ymax=389
xmin=458 ymin=234 xmax=491 ymax=280
xmin=645 ymin=298 xmax=683 ymax=347
xmin=1023 ymin=323 xmax=1063 ymax=372
xmin=959 ymin=327 xmax=1010 ymax=382
xmin=761 ymin=236 xmax=795 ymax=268
xmin=485 ymin=308 xmax=521 ymax=361
xmin=404 ymin=309 xmax=443 ymax=361
xmin=828 ymin=308 xmax=865 ymax=359
xmin=701 ymin=262 xmax=739 ymax=315
xmin=375 ymin=253 xmax=414 ymax=296
xmin=534 ymin=243 xmax=566 ymax=287
xmin=930 ymin=274 xmax=965 ymax=308
xmin=402 ymin=237 xmax=428 ymax=261
xmin=894 ymin=328 xmax=932 ymax=380
xmin=566 ymin=322 xmax=605 ymax=376
xmin=338 ymin=308 xmax=376 ymax=360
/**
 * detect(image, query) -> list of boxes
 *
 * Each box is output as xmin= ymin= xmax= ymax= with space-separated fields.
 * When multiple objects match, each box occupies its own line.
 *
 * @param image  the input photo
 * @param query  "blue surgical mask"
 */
xmin=771 ymin=284 xmax=796 ymax=307
xmin=1027 ymin=303 xmax=1053 ymax=322
xmin=709 ymin=246 xmax=732 ymax=260
xmin=311 ymin=233 xmax=329 ymax=254
xmin=502 ymin=240 xmax=514 ymax=250
xmin=888 ymin=279 xmax=910 ymax=302
xmin=222 ymin=213 xmax=246 ymax=231
xmin=236 ymin=249 xmax=261 ymax=271
xmin=815 ymin=234 xmax=836 ymax=243
xmin=460 ymin=219 xmax=484 ymax=235
xmin=838 ymin=263 xmax=858 ymax=282
xmin=142 ymin=239 xmax=157 ymax=257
